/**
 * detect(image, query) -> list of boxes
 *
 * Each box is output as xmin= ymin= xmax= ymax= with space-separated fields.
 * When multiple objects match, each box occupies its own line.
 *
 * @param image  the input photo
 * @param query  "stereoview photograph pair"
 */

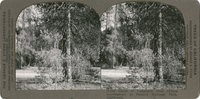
xmin=0 ymin=0 xmax=199 ymax=99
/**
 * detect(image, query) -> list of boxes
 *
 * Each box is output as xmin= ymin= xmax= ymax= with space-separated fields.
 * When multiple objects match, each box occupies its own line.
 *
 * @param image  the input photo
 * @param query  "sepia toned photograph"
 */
xmin=16 ymin=2 xmax=185 ymax=90
xmin=16 ymin=2 xmax=101 ymax=90
xmin=100 ymin=2 xmax=185 ymax=89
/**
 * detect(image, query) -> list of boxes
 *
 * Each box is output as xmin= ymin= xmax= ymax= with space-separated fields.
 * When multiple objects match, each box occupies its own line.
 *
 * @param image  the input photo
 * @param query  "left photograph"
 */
xmin=16 ymin=2 xmax=101 ymax=90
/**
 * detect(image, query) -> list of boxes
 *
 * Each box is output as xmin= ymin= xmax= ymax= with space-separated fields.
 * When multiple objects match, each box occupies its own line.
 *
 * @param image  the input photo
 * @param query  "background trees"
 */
xmin=36 ymin=2 xmax=101 ymax=83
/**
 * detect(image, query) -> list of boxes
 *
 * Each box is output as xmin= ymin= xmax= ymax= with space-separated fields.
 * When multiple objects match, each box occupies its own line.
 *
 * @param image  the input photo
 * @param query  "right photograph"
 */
xmin=100 ymin=2 xmax=185 ymax=89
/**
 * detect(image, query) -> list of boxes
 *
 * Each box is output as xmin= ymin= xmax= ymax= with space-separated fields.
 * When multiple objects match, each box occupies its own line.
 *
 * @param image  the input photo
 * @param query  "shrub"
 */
xmin=86 ymin=67 xmax=101 ymax=81
xmin=162 ymin=55 xmax=185 ymax=82
xmin=36 ymin=48 xmax=101 ymax=83
xmin=16 ymin=52 xmax=22 ymax=69
xmin=126 ymin=48 xmax=155 ymax=84
xmin=70 ymin=54 xmax=92 ymax=81
xmin=36 ymin=49 xmax=64 ymax=84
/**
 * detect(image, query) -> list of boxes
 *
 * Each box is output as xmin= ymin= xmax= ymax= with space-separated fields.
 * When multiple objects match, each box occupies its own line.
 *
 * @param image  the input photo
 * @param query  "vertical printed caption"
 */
xmin=2 ymin=9 xmax=14 ymax=91
xmin=186 ymin=20 xmax=197 ymax=79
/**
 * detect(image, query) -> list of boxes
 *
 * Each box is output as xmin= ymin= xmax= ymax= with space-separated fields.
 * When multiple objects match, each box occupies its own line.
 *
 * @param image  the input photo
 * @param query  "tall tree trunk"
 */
xmin=28 ymin=9 xmax=32 ymax=67
xmin=20 ymin=10 xmax=25 ymax=69
xmin=22 ymin=10 xmax=25 ymax=29
xmin=106 ymin=11 xmax=108 ymax=29
xmin=34 ymin=20 xmax=38 ymax=51
xmin=159 ymin=11 xmax=163 ymax=82
xmin=55 ymin=63 xmax=57 ymax=90
xmin=172 ymin=43 xmax=175 ymax=56
xmin=67 ymin=10 xmax=72 ymax=84
xmin=112 ymin=5 xmax=117 ymax=69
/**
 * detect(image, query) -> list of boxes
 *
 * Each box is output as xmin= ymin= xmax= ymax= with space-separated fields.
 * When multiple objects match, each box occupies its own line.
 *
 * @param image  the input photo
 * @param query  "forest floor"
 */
xmin=101 ymin=66 xmax=185 ymax=89
xmin=16 ymin=66 xmax=185 ymax=90
xmin=101 ymin=67 xmax=130 ymax=81
xmin=16 ymin=67 xmax=39 ymax=80
xmin=16 ymin=66 xmax=101 ymax=90
xmin=16 ymin=66 xmax=131 ymax=82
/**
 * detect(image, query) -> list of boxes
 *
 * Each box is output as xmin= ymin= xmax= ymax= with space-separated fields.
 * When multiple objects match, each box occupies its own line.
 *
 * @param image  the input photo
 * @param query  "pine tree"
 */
xmin=36 ymin=2 xmax=101 ymax=85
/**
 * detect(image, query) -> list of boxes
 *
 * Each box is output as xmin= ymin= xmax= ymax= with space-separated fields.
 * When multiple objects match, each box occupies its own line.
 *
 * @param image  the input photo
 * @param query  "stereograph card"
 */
xmin=0 ymin=0 xmax=199 ymax=98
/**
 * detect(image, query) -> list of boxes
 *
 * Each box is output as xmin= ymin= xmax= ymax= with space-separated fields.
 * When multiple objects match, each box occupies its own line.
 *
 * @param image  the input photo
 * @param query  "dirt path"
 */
xmin=101 ymin=67 xmax=130 ymax=80
xmin=16 ymin=66 xmax=131 ymax=81
xmin=16 ymin=67 xmax=40 ymax=80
